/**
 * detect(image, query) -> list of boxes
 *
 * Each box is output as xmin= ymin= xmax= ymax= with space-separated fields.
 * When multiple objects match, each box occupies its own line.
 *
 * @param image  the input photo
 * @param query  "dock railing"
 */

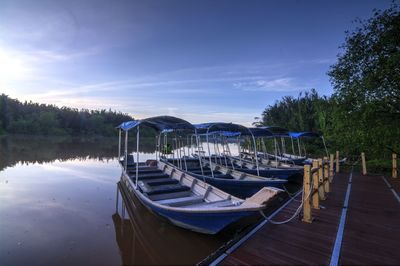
xmin=302 ymin=154 xmax=336 ymax=223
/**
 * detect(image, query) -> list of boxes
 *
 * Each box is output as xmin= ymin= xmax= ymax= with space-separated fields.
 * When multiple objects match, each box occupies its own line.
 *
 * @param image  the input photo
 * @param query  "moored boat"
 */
xmin=116 ymin=116 xmax=282 ymax=234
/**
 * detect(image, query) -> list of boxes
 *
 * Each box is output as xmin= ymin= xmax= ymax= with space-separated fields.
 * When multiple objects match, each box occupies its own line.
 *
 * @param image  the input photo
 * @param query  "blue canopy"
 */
xmin=194 ymin=122 xmax=253 ymax=136
xmin=117 ymin=120 xmax=140 ymax=131
xmin=247 ymin=127 xmax=273 ymax=137
xmin=117 ymin=116 xmax=195 ymax=132
xmin=261 ymin=126 xmax=289 ymax=137
xmin=289 ymin=132 xmax=321 ymax=138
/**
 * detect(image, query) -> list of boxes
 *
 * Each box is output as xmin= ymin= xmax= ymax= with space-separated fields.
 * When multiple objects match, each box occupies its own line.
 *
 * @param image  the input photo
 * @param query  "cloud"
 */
xmin=233 ymin=77 xmax=303 ymax=92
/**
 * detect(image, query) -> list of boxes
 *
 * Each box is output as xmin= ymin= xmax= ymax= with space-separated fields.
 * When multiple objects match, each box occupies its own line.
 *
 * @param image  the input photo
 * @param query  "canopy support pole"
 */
xmin=247 ymin=129 xmax=260 ymax=176
xmin=135 ymin=126 xmax=140 ymax=189
xmin=206 ymin=128 xmax=215 ymax=178
xmin=195 ymin=130 xmax=204 ymax=177
xmin=237 ymin=136 xmax=242 ymax=165
xmin=124 ymin=130 xmax=128 ymax=171
xmin=291 ymin=137 xmax=295 ymax=155
xmin=274 ymin=138 xmax=278 ymax=167
xmin=298 ymin=138 xmax=302 ymax=157
xmin=118 ymin=129 xmax=121 ymax=160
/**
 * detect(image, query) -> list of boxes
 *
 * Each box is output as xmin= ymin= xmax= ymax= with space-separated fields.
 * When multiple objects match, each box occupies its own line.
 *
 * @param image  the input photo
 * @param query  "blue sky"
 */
xmin=0 ymin=0 xmax=393 ymax=125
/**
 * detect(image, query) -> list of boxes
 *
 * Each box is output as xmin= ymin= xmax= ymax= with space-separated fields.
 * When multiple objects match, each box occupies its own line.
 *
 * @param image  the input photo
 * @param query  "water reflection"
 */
xmin=0 ymin=135 xmax=157 ymax=171
xmin=113 ymin=182 xmax=226 ymax=265
xmin=0 ymin=136 xmax=231 ymax=265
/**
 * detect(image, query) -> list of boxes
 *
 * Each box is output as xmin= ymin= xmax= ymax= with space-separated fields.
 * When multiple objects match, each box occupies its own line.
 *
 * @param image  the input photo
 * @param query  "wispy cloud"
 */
xmin=233 ymin=77 xmax=304 ymax=92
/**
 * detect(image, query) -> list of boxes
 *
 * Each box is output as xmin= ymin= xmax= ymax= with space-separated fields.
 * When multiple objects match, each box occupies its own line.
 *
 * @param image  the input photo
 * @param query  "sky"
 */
xmin=0 ymin=0 xmax=393 ymax=125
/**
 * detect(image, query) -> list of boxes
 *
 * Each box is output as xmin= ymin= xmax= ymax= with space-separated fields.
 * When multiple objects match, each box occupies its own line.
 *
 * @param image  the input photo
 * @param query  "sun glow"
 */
xmin=0 ymin=48 xmax=30 ymax=83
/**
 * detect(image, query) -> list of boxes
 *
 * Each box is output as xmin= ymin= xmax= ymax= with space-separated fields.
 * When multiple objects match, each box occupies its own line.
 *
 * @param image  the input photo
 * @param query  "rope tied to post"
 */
xmin=259 ymin=177 xmax=314 ymax=225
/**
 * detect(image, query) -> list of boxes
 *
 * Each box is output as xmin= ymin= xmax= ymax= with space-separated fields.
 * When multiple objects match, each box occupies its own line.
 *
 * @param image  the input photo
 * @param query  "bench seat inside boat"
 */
xmin=129 ymin=172 xmax=170 ymax=180
xmin=214 ymin=174 xmax=234 ymax=179
xmin=145 ymin=179 xmax=179 ymax=186
xmin=182 ymin=199 xmax=236 ymax=208
xmin=155 ymin=195 xmax=204 ymax=207
xmin=190 ymin=170 xmax=213 ymax=175
xmin=138 ymin=179 xmax=191 ymax=197
xmin=128 ymin=167 xmax=161 ymax=174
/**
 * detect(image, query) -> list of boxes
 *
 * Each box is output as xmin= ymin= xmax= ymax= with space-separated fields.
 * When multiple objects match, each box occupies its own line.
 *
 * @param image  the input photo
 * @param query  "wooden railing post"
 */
xmin=336 ymin=150 xmax=340 ymax=173
xmin=324 ymin=157 xmax=330 ymax=193
xmin=329 ymin=154 xmax=334 ymax=182
xmin=393 ymin=153 xmax=398 ymax=178
xmin=318 ymin=158 xmax=326 ymax=200
xmin=312 ymin=160 xmax=320 ymax=209
xmin=302 ymin=164 xmax=312 ymax=223
xmin=361 ymin=152 xmax=367 ymax=175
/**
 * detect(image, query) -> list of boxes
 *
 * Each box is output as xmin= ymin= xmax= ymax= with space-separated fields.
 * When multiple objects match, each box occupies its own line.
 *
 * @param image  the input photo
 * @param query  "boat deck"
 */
xmin=214 ymin=172 xmax=400 ymax=265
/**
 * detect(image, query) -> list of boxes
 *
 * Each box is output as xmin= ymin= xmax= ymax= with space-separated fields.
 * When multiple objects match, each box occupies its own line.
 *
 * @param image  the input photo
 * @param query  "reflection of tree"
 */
xmin=0 ymin=136 xmax=157 ymax=171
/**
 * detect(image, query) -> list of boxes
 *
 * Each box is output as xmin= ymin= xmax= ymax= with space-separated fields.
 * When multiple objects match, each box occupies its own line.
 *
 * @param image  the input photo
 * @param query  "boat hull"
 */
xmin=121 ymin=173 xmax=262 ymax=234
xmin=237 ymin=168 xmax=303 ymax=181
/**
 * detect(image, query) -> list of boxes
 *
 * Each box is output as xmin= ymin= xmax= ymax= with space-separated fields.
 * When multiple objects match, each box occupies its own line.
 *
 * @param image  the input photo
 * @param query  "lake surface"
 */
xmin=0 ymin=136 xmax=235 ymax=265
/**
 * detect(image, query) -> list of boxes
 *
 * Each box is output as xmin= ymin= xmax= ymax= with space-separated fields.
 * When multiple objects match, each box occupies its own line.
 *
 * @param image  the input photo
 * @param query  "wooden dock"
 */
xmin=213 ymin=171 xmax=400 ymax=265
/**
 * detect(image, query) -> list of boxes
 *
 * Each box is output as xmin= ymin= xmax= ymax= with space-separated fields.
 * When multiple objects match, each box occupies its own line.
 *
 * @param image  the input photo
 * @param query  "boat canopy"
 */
xmin=289 ymin=132 xmax=321 ymax=138
xmin=194 ymin=122 xmax=254 ymax=136
xmin=247 ymin=127 xmax=274 ymax=137
xmin=117 ymin=116 xmax=195 ymax=132
xmin=260 ymin=126 xmax=289 ymax=137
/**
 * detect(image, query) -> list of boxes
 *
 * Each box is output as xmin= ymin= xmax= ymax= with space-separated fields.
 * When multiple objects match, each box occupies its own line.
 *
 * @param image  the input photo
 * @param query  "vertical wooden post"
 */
xmin=318 ymin=158 xmax=326 ymax=200
xmin=302 ymin=164 xmax=312 ymax=223
xmin=312 ymin=160 xmax=320 ymax=209
xmin=324 ymin=157 xmax=330 ymax=193
xmin=336 ymin=150 xmax=340 ymax=173
xmin=329 ymin=154 xmax=334 ymax=182
xmin=361 ymin=152 xmax=367 ymax=175
xmin=393 ymin=153 xmax=398 ymax=178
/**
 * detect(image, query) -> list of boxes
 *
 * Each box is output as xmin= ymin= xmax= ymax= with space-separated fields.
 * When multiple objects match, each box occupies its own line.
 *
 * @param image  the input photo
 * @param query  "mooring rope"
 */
xmin=260 ymin=178 xmax=313 ymax=225
xmin=283 ymin=184 xmax=302 ymax=202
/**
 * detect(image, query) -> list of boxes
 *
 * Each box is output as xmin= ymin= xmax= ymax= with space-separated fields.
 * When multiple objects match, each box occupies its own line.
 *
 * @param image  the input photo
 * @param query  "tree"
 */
xmin=328 ymin=3 xmax=400 ymax=156
xmin=260 ymin=89 xmax=332 ymax=134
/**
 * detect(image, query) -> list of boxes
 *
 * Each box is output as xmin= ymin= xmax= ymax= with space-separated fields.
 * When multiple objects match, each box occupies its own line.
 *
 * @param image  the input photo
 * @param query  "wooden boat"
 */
xmin=117 ymin=116 xmax=282 ymax=234
xmin=163 ymin=156 xmax=287 ymax=199
xmin=219 ymin=154 xmax=303 ymax=180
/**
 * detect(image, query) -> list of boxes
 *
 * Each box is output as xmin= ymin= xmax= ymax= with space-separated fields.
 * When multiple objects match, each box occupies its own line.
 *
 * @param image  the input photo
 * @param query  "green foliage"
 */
xmin=260 ymin=89 xmax=333 ymax=134
xmin=260 ymin=4 xmax=400 ymax=162
xmin=0 ymin=94 xmax=133 ymax=136
xmin=328 ymin=3 xmax=400 ymax=157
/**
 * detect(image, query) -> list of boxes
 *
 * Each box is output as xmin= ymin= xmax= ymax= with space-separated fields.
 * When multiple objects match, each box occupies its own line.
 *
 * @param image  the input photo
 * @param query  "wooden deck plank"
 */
xmin=218 ymin=171 xmax=400 ymax=265
xmin=340 ymin=173 xmax=400 ymax=265
xmin=220 ymin=172 xmax=349 ymax=265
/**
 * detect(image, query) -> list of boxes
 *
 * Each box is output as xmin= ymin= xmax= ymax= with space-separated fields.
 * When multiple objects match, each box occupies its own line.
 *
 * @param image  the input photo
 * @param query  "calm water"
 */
xmin=0 ymin=136 xmax=231 ymax=265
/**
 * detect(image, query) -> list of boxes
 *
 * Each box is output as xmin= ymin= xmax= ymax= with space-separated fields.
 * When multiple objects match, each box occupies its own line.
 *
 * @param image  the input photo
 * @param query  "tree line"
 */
xmin=259 ymin=4 xmax=400 ymax=163
xmin=0 ymin=94 xmax=133 ymax=136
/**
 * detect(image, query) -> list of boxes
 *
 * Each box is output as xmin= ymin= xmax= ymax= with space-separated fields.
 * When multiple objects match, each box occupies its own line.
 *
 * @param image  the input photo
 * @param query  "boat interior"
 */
xmin=122 ymin=156 xmax=241 ymax=209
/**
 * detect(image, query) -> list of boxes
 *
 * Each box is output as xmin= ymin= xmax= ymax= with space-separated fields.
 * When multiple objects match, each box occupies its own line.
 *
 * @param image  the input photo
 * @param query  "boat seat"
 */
xmin=137 ymin=172 xmax=169 ymax=179
xmin=184 ymin=199 xmax=235 ymax=208
xmin=145 ymin=179 xmax=179 ymax=186
xmin=190 ymin=170 xmax=213 ymax=175
xmin=214 ymin=174 xmax=234 ymax=179
xmin=148 ymin=190 xmax=193 ymax=201
xmin=141 ymin=183 xmax=191 ymax=196
xmin=129 ymin=173 xmax=169 ymax=183
xmin=156 ymin=195 xmax=204 ymax=207
xmin=128 ymin=168 xmax=161 ymax=175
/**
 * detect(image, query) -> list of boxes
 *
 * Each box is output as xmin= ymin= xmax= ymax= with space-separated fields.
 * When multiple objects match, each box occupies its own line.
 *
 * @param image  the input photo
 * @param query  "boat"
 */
xmin=116 ymin=116 xmax=282 ymax=234
xmin=283 ymin=131 xmax=329 ymax=164
xmin=240 ymin=126 xmax=308 ymax=165
xmin=159 ymin=122 xmax=289 ymax=198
